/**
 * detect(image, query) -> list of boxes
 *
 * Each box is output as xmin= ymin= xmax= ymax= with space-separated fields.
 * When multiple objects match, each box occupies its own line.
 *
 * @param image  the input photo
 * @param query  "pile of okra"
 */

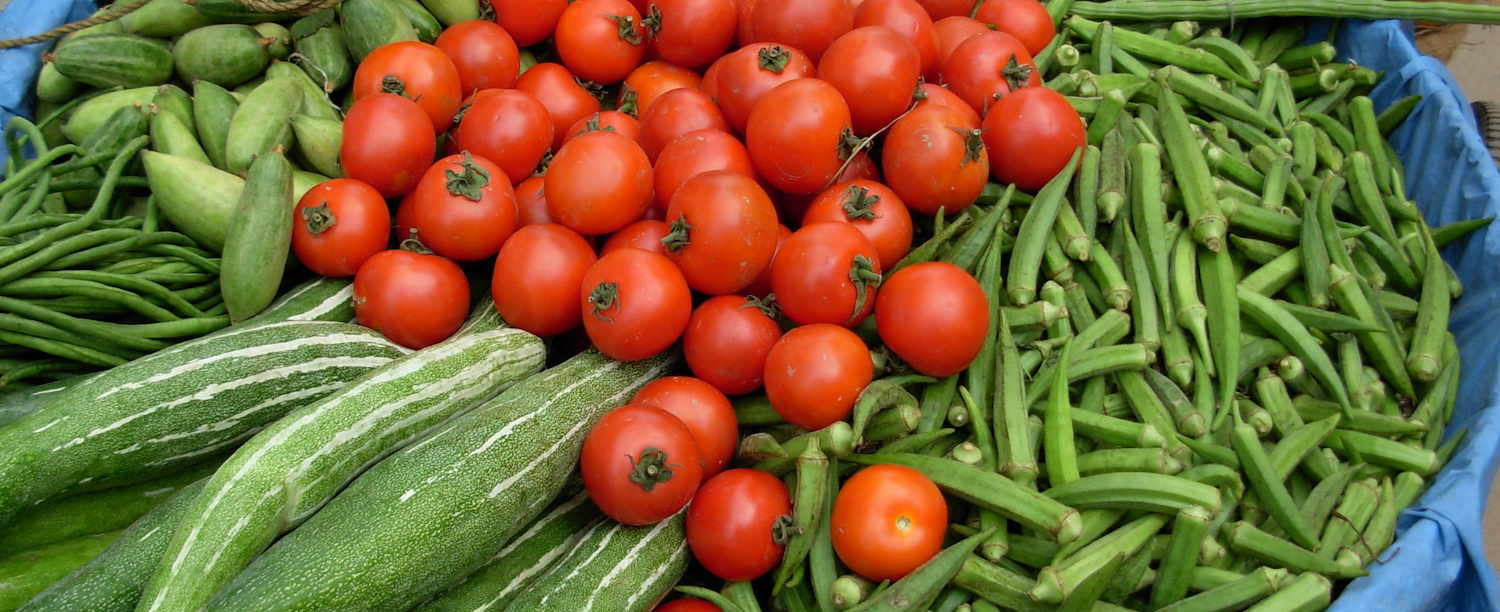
xmin=741 ymin=11 xmax=1498 ymax=612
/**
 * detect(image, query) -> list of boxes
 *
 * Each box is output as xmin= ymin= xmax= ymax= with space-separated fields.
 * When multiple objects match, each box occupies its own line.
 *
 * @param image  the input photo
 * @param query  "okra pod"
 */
xmin=1222 ymin=520 xmax=1368 ymax=579
xmin=1009 ymin=150 xmax=1083 ymax=306
xmin=1157 ymin=71 xmax=1229 ymax=253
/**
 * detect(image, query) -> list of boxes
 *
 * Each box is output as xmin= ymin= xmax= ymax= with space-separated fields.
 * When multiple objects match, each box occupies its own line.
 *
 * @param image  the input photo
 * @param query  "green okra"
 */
xmin=1009 ymin=150 xmax=1083 ymax=306
xmin=1077 ymin=145 xmax=1102 ymax=242
xmin=1244 ymin=572 xmax=1330 ymax=612
xmin=1408 ymin=233 xmax=1451 ymax=384
xmin=1329 ymin=263 xmax=1417 ymax=399
xmin=1222 ymin=520 xmax=1368 ymax=579
xmin=1156 ymin=72 xmax=1229 ymax=253
xmin=1199 ymin=246 xmax=1240 ymax=412
xmin=1075 ymin=447 xmax=1182 ymax=476
xmin=1171 ymin=230 xmax=1215 ymax=372
xmin=1044 ymin=341 xmax=1082 ymax=486
xmin=1325 ymin=429 xmax=1439 ymax=475
xmin=1350 ymin=96 xmax=1393 ymax=194
xmin=1238 ymin=286 xmax=1355 ymax=416
xmin=1164 ymin=67 xmax=1282 ymax=135
xmin=1030 ymin=513 xmax=1170 ymax=604
xmin=1081 ymin=242 xmax=1133 ymax=312
xmin=1431 ymin=216 xmax=1494 ymax=248
xmin=1150 ymin=505 xmax=1214 ymax=609
xmin=1098 ymin=127 xmax=1127 ymax=223
xmin=1377 ymin=94 xmax=1423 ymax=136
xmin=846 ymin=528 xmax=993 ymax=612
xmin=1044 ymin=472 xmax=1222 ymax=515
xmin=1317 ymin=477 xmax=1382 ymax=560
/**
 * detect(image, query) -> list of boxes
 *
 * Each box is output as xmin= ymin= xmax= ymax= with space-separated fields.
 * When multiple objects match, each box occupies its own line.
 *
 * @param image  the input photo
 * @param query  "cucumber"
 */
xmin=0 ymin=532 xmax=121 ymax=611
xmin=0 ymin=378 xmax=89 ymax=429
xmin=51 ymin=34 xmax=173 ymax=89
xmin=120 ymin=0 xmax=212 ymax=37
xmin=194 ymin=0 xmax=298 ymax=23
xmin=149 ymin=111 xmax=211 ymax=165
xmin=0 ymin=321 xmax=407 ymax=528
xmin=34 ymin=62 xmax=81 ymax=103
xmin=17 ymin=479 xmax=207 ymax=612
xmin=503 ymin=508 xmax=689 ymax=612
xmin=391 ymin=0 xmax=443 ymax=43
xmin=191 ymin=81 xmax=239 ymax=171
xmin=340 ymin=0 xmax=419 ymax=62
xmin=265 ymin=61 xmax=342 ymax=121
xmin=256 ymin=276 xmax=355 ymax=325
xmin=141 ymin=151 xmax=243 ymax=252
xmin=291 ymin=13 xmax=354 ymax=93
xmin=291 ymin=116 xmax=344 ymax=178
xmin=221 ymin=149 xmax=295 ymax=322
xmin=416 ymin=492 xmax=602 ymax=612
xmin=224 ymin=77 xmax=302 ymax=176
xmin=172 ymin=24 xmax=272 ymax=88
xmin=61 ymin=87 xmax=158 ymax=145
xmin=233 ymin=77 xmax=265 ymax=96
xmin=200 ymin=348 xmax=676 ymax=612
xmin=254 ymin=23 xmax=294 ymax=60
xmin=419 ymin=0 xmax=481 ymax=27
xmin=151 ymin=85 xmax=195 ymax=140
xmin=139 ymin=317 xmax=544 ymax=612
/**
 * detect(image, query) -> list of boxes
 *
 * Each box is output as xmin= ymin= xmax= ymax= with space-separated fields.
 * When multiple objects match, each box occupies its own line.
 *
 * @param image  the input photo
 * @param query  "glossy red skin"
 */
xmin=564 ymin=110 xmax=644 ymax=146
xmin=639 ymin=88 xmax=732 ymax=163
xmin=973 ymin=0 xmax=1055 ymax=56
xmin=581 ymin=404 xmax=703 ymax=525
xmin=546 ymin=130 xmax=655 ymax=236
xmin=916 ymin=0 xmax=977 ymax=19
xmin=875 ymin=262 xmax=989 ymax=376
xmin=408 ymin=153 xmax=518 ymax=261
xmin=745 ymin=78 xmax=852 ymax=196
xmin=655 ymin=600 xmax=723 ymax=612
xmin=700 ymin=54 xmax=727 ymax=99
xmin=341 ymin=93 xmax=436 ymax=198
xmin=942 ymin=31 xmax=1041 ymax=117
xmin=352 ymin=42 xmax=462 ymax=135
xmin=771 ymin=221 xmax=881 ymax=327
xmin=622 ymin=61 xmax=703 ymax=116
xmin=736 ymin=0 xmax=759 ymax=46
xmin=492 ymin=223 xmax=598 ymax=336
xmin=981 ymin=86 xmax=1086 ymax=192
xmin=932 ymin=16 xmax=990 ymax=71
xmin=435 ymin=20 xmax=521 ymax=95
xmin=631 ymin=376 xmax=738 ymax=478
xmin=654 ymin=128 xmax=757 ymax=208
xmin=491 ymin=0 xmax=568 ymax=46
xmin=912 ymin=81 xmax=981 ymax=126
xmin=882 ymin=103 xmax=988 ymax=216
xmin=802 ymin=179 xmax=913 ymax=270
xmin=664 ymin=170 xmax=779 ymax=294
xmin=515 ymin=175 xmax=554 ymax=226
xmin=579 ymin=248 xmax=693 ymax=361
xmin=517 ymin=63 xmax=605 ymax=151
xmin=602 ymin=219 xmax=671 ymax=256
xmin=762 ymin=323 xmax=873 ymax=429
xmin=290 ymin=179 xmax=391 ymax=278
xmin=831 ymin=463 xmax=947 ymax=581
xmin=749 ymin=0 xmax=853 ymax=63
xmin=740 ymin=224 xmax=790 ymax=299
xmin=818 ymin=26 xmax=922 ymax=136
xmin=554 ymin=0 xmax=648 ymax=84
xmin=853 ymin=0 xmax=940 ymax=82
xmin=648 ymin=0 xmax=738 ymax=68
xmin=683 ymin=294 xmax=782 ymax=395
xmin=353 ymin=250 xmax=470 ymax=350
xmin=394 ymin=192 xmax=417 ymax=243
xmin=714 ymin=43 xmax=817 ymax=134
xmin=456 ymin=88 xmax=554 ymax=185
xmin=686 ymin=469 xmax=792 ymax=580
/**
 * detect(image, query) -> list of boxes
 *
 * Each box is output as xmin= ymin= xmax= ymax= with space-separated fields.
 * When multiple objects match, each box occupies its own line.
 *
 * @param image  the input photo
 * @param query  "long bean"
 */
xmin=1070 ymin=0 xmax=1500 ymax=23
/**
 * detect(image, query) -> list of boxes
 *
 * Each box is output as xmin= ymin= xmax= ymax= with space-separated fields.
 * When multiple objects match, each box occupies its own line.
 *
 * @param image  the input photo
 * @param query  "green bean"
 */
xmin=1009 ymin=150 xmax=1082 ymax=305
xmin=41 ymin=230 xmax=200 ymax=272
xmin=0 ymin=328 xmax=128 ymax=368
xmin=0 ymin=295 xmax=168 ymax=352
xmin=892 ymin=211 xmax=973 ymax=275
xmin=0 ymin=144 xmax=84 ymax=201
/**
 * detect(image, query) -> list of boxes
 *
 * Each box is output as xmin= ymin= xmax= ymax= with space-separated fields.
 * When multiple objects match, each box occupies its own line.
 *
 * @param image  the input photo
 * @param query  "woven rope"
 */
xmin=0 ymin=0 xmax=345 ymax=50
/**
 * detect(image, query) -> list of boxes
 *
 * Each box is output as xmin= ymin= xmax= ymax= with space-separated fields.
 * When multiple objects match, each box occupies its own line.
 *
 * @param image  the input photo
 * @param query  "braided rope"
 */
xmin=0 ymin=0 xmax=345 ymax=50
xmin=231 ymin=0 xmax=346 ymax=17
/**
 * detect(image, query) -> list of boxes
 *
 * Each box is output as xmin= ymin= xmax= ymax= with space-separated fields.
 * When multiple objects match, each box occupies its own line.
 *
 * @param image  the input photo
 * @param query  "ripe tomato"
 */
xmin=736 ymin=0 xmax=759 ymax=46
xmin=394 ymin=192 xmax=417 ymax=242
xmin=802 ymin=180 xmax=912 ymax=270
xmin=882 ymin=103 xmax=988 ymax=216
xmin=663 ymin=170 xmax=779 ymax=294
xmin=632 ymin=376 xmax=738 ymax=477
xmin=700 ymin=53 xmax=727 ymax=99
xmin=686 ymin=469 xmax=791 ymax=581
xmin=763 ymin=323 xmax=873 ymax=430
xmin=515 ymin=175 xmax=554 ymax=226
xmin=853 ymin=0 xmax=940 ymax=82
xmin=655 ymin=601 xmax=722 ymax=612
xmin=875 ymin=262 xmax=988 ymax=376
xmin=434 ymin=20 xmax=520 ymax=95
xmin=981 ymin=86 xmax=1086 ymax=192
xmin=493 ymin=223 xmax=597 ymax=336
xmin=455 ymin=88 xmax=553 ymax=185
xmin=353 ymin=41 xmax=462 ymax=135
xmin=941 ymin=31 xmax=1041 ymax=117
xmin=645 ymin=0 xmax=737 ymax=68
xmin=912 ymin=80 xmax=980 ymax=127
xmin=353 ymin=248 xmax=470 ymax=349
xmin=580 ymin=248 xmax=692 ymax=361
xmin=581 ymin=404 xmax=703 ymax=525
xmin=831 ymin=464 xmax=947 ymax=582
xmin=555 ymin=0 xmax=648 ymax=84
xmin=490 ymin=0 xmax=568 ymax=47
xmin=714 ymin=43 xmax=817 ymax=134
xmin=517 ymin=63 xmax=605 ymax=151
xmin=749 ymin=0 xmax=853 ymax=63
xmin=771 ymin=221 xmax=881 ymax=327
xmin=602 ymin=219 xmax=670 ymax=256
xmin=546 ymin=131 xmax=655 ymax=235
xmin=780 ymin=147 xmax=876 ymax=224
xmin=916 ymin=0 xmax=977 ymax=19
xmin=932 ymin=16 xmax=989 ymax=72
xmin=654 ymin=129 xmax=756 ymax=208
xmin=621 ymin=61 xmax=703 ymax=117
xmin=341 ymin=93 xmax=436 ymax=198
xmin=291 ymin=179 xmax=391 ymax=278
xmin=683 ymin=294 xmax=782 ymax=395
xmin=408 ymin=152 xmax=518 ymax=261
xmin=639 ymin=88 xmax=731 ymax=163
xmin=745 ymin=78 xmax=853 ymax=196
xmin=973 ymin=0 xmax=1055 ymax=56
xmin=818 ymin=26 xmax=921 ymax=136
xmin=564 ymin=111 xmax=643 ymax=146
xmin=741 ymin=224 xmax=790 ymax=299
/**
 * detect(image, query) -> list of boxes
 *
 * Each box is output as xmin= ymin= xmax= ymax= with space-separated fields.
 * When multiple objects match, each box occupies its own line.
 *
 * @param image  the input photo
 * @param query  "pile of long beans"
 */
xmin=728 ymin=9 xmax=1493 ymax=612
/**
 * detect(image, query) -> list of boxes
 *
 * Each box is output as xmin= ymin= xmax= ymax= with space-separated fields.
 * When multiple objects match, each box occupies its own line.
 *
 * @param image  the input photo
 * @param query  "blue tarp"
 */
xmin=0 ymin=0 xmax=95 ymax=132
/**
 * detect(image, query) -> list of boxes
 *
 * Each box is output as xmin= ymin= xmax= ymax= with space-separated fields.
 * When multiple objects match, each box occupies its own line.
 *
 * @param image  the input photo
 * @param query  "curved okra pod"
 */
xmin=1232 ymin=424 xmax=1320 ymax=549
xmin=1029 ymin=513 xmax=1170 ymax=604
xmin=1324 ymin=429 xmax=1439 ymax=476
xmin=996 ymin=310 xmax=1040 ymax=487
xmin=1179 ymin=463 xmax=1246 ymax=500
xmin=1266 ymin=415 xmax=1340 ymax=482
xmin=849 ymin=380 xmax=920 ymax=446
xmin=1150 ymin=505 xmax=1214 ymax=609
xmin=772 ymin=443 xmax=829 ymax=596
xmin=1237 ymin=248 xmax=1300 ymax=298
xmin=1176 ymin=434 xmax=1240 ymax=469
xmin=1300 ymin=194 xmax=1332 ymax=309
xmin=1163 ymin=67 xmax=1282 ymax=136
xmin=1171 ymin=230 xmax=1215 ymax=375
xmin=1430 ymin=216 xmax=1494 ymax=248
xmin=1098 ymin=127 xmax=1127 ymax=223
xmin=1044 ymin=472 xmax=1222 ymax=515
xmin=1074 ymin=447 xmax=1182 ymax=476
xmin=1026 ymin=344 xmax=1157 ymax=409
xmin=1222 ymin=520 xmax=1368 ymax=579
xmin=1144 ymin=367 xmax=1206 ymax=438
xmin=1236 ymin=286 xmax=1355 ymax=416
xmin=1157 ymin=566 xmax=1287 ymax=612
xmin=1121 ymin=222 xmax=1161 ymax=351
xmin=1081 ymin=242 xmax=1132 ymax=311
xmin=1274 ymin=299 xmax=1384 ymax=334
xmin=1156 ymin=70 xmax=1228 ymax=253
xmin=1008 ymin=149 xmax=1083 ymax=306
xmin=1328 ymin=263 xmax=1417 ymax=400
xmin=1129 ymin=143 xmax=1173 ymax=308
xmin=1044 ymin=341 xmax=1081 ymax=487
xmin=1243 ymin=572 xmax=1330 ymax=612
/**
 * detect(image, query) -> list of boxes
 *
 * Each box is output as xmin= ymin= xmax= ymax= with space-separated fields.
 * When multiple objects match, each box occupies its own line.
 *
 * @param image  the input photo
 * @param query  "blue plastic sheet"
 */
xmin=0 ymin=0 xmax=96 ymax=132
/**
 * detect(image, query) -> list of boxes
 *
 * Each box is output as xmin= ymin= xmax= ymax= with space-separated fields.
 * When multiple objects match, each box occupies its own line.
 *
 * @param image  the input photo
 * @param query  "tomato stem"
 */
xmin=300 ymin=201 xmax=337 ymax=235
xmin=477 ymin=0 xmax=496 ymax=21
xmin=445 ymin=152 xmax=492 ymax=201
xmin=626 ymin=446 xmax=677 ymax=491
xmin=912 ymin=77 xmax=928 ymax=101
xmin=840 ymin=185 xmax=881 ymax=221
xmin=771 ymin=514 xmax=798 ymax=546
xmin=640 ymin=5 xmax=663 ymax=39
xmin=580 ymin=113 xmax=616 ymax=136
xmin=836 ymin=128 xmax=863 ymax=162
xmin=608 ymin=14 xmax=645 ymax=46
xmin=758 ymin=46 xmax=792 ymax=73
xmin=588 ymin=281 xmax=622 ymax=324
xmin=1001 ymin=54 xmax=1036 ymax=93
xmin=380 ymin=74 xmax=410 ymax=99
xmin=847 ymin=254 xmax=882 ymax=325
xmin=950 ymin=125 xmax=987 ymax=166
xmin=616 ymin=85 xmax=639 ymax=118
xmin=660 ymin=216 xmax=695 ymax=253
xmin=741 ymin=294 xmax=781 ymax=319
xmin=532 ymin=148 xmax=554 ymax=177
xmin=399 ymin=230 xmax=434 ymax=255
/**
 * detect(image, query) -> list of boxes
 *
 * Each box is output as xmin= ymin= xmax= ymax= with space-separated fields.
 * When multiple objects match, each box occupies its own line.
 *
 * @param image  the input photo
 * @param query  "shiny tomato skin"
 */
xmin=736 ymin=0 xmax=759 ymax=46
xmin=517 ymin=63 xmax=605 ymax=151
xmin=602 ymin=219 xmax=671 ymax=256
xmin=353 ymin=249 xmax=470 ymax=349
xmin=714 ymin=43 xmax=818 ymax=134
xmin=492 ymin=223 xmax=598 ymax=336
xmin=655 ymin=601 xmax=723 ymax=612
xmin=434 ymin=20 xmax=521 ymax=95
xmin=771 ymin=221 xmax=881 ymax=327
xmin=763 ymin=323 xmax=873 ymax=430
xmin=831 ymin=464 xmax=947 ymax=582
xmin=564 ymin=110 xmax=644 ymax=146
xmin=941 ymin=31 xmax=1041 ymax=117
xmin=932 ymin=16 xmax=989 ymax=72
xmin=981 ymin=86 xmax=1086 ymax=192
xmin=882 ymin=103 xmax=988 ymax=216
xmin=515 ymin=175 xmax=554 ymax=226
xmin=912 ymin=80 xmax=981 ymax=126
xmin=622 ymin=61 xmax=703 ymax=116
xmin=683 ymin=294 xmax=782 ymax=395
xmin=664 ymin=170 xmax=779 ymax=294
xmin=490 ymin=0 xmax=568 ymax=46
xmin=745 ymin=78 xmax=853 ymax=196
xmin=639 ymin=88 xmax=732 ymax=163
xmin=818 ymin=26 xmax=922 ymax=136
xmin=353 ymin=41 xmax=463 ymax=135
xmin=802 ymin=180 xmax=912 ymax=270
xmin=646 ymin=0 xmax=738 ymax=68
xmin=700 ymin=53 xmax=727 ymax=99
xmin=455 ymin=88 xmax=554 ymax=185
xmin=686 ymin=469 xmax=792 ymax=581
xmin=546 ymin=130 xmax=655 ymax=236
xmin=740 ymin=224 xmax=790 ymax=299
xmin=394 ymin=192 xmax=417 ymax=243
xmin=875 ymin=262 xmax=989 ymax=376
xmin=291 ymin=179 xmax=392 ymax=278
xmin=554 ymin=0 xmax=648 ymax=84
xmin=853 ymin=0 xmax=941 ymax=82
xmin=341 ymin=93 xmax=436 ymax=198
xmin=631 ymin=376 xmax=738 ymax=478
xmin=409 ymin=152 xmax=519 ymax=261
xmin=973 ymin=0 xmax=1055 ymax=56
xmin=749 ymin=0 xmax=853 ymax=63
xmin=580 ymin=248 xmax=693 ymax=361
xmin=581 ymin=404 xmax=703 ymax=525
xmin=916 ymin=0 xmax=976 ymax=19
xmin=654 ymin=128 xmax=757 ymax=208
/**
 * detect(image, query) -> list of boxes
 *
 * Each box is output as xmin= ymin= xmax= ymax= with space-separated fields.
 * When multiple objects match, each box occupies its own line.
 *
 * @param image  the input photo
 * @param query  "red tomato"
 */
xmin=654 ymin=129 xmax=756 ymax=207
xmin=853 ymin=0 xmax=940 ymax=82
xmin=663 ymin=170 xmax=779 ymax=294
xmin=291 ymin=179 xmax=391 ymax=278
xmin=564 ymin=111 xmax=644 ymax=146
xmin=492 ymin=223 xmax=597 ymax=336
xmin=580 ymin=248 xmax=693 ymax=361
xmin=353 ymin=41 xmax=462 ymax=135
xmin=394 ymin=192 xmax=417 ymax=242
xmin=581 ymin=404 xmax=703 ymax=525
xmin=341 ymin=93 xmax=436 ymax=198
xmin=602 ymin=219 xmax=670 ymax=256
xmin=932 ymin=16 xmax=989 ymax=71
xmin=981 ymin=86 xmax=1086 ymax=192
xmin=741 ymin=223 xmax=790 ymax=298
xmin=408 ymin=152 xmax=518 ymax=261
xmin=941 ymin=31 xmax=1041 ymax=117
xmin=353 ymin=249 xmax=470 ymax=349
xmin=546 ymin=131 xmax=655 ymax=235
xmin=763 ymin=323 xmax=873 ymax=429
xmin=655 ymin=600 xmax=722 ymax=612
xmin=639 ymin=88 xmax=731 ymax=163
xmin=773 ymin=145 xmax=882 ymax=226
xmin=771 ymin=221 xmax=881 ymax=327
xmin=831 ymin=464 xmax=947 ymax=581
xmin=714 ymin=43 xmax=818 ymax=134
xmin=555 ymin=0 xmax=648 ymax=84
xmin=745 ymin=78 xmax=853 ymax=196
xmin=916 ymin=0 xmax=976 ymax=19
xmin=736 ymin=0 xmax=759 ymax=46
xmin=973 ymin=0 xmax=1055 ymax=56
xmin=912 ymin=80 xmax=980 ymax=126
xmin=802 ymin=180 xmax=912 ymax=269
xmin=700 ymin=53 xmax=727 ymax=99
xmin=686 ymin=469 xmax=791 ymax=581
xmin=490 ymin=0 xmax=568 ymax=47
xmin=517 ymin=63 xmax=605 ymax=151
xmin=631 ymin=376 xmax=738 ymax=477
xmin=645 ymin=0 xmax=738 ymax=68
xmin=434 ymin=20 xmax=520 ymax=95
xmin=515 ymin=175 xmax=554 ymax=226
xmin=882 ymin=103 xmax=988 ymax=216
xmin=621 ymin=61 xmax=703 ymax=117
xmin=818 ymin=26 xmax=921 ymax=136
xmin=875 ymin=262 xmax=988 ymax=376
xmin=749 ymin=0 xmax=853 ymax=63
xmin=455 ymin=88 xmax=554 ymax=186
xmin=683 ymin=294 xmax=782 ymax=395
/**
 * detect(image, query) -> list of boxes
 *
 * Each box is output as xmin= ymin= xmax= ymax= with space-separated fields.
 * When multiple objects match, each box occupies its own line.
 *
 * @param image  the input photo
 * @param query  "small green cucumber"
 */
xmin=291 ymin=15 xmax=354 ymax=93
xmin=193 ymin=0 xmax=299 ymax=23
xmin=191 ymin=81 xmax=239 ymax=171
xmin=502 ymin=509 xmax=689 ymax=612
xmin=172 ymin=24 xmax=272 ymax=88
xmin=140 ymin=151 xmax=243 ymax=252
xmin=265 ymin=61 xmax=342 ymax=121
xmin=149 ymin=111 xmax=211 ymax=165
xmin=419 ymin=0 xmax=481 ymax=27
xmin=61 ymin=87 xmax=158 ymax=145
xmin=223 ymin=77 xmax=303 ymax=176
xmin=340 ymin=0 xmax=419 ymax=62
xmin=51 ymin=33 xmax=173 ymax=89
xmin=151 ymin=84 xmax=195 ymax=139
xmin=390 ymin=0 xmax=443 ymax=42
xmin=254 ymin=23 xmax=294 ymax=60
xmin=221 ymin=149 xmax=296 ymax=322
xmin=34 ymin=62 xmax=82 ymax=103
xmin=0 ymin=532 xmax=121 ymax=611
xmin=232 ymin=77 xmax=265 ymax=96
xmin=120 ymin=0 xmax=212 ymax=37
xmin=0 ymin=378 xmax=89 ymax=429
xmin=291 ymin=116 xmax=344 ymax=178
